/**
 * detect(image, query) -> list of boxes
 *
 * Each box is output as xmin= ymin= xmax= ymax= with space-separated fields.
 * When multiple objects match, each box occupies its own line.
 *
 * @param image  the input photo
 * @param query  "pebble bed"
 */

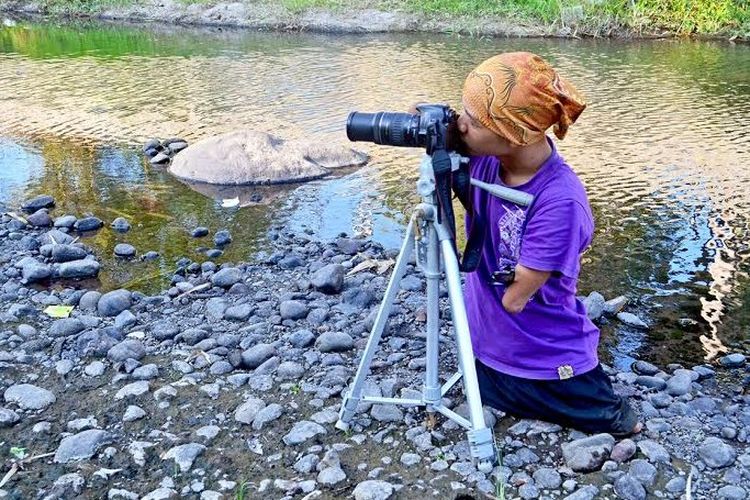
xmin=0 ymin=194 xmax=748 ymax=500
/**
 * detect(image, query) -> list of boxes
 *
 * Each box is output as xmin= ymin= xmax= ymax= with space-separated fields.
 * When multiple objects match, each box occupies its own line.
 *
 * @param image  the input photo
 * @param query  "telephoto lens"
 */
xmin=346 ymin=111 xmax=420 ymax=148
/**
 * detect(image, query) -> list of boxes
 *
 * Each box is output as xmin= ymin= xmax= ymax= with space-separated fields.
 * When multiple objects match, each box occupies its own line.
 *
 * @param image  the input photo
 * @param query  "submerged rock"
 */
xmin=168 ymin=129 xmax=367 ymax=185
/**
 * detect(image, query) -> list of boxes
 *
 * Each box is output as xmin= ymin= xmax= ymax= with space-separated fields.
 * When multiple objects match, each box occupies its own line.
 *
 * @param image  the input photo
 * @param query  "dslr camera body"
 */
xmin=346 ymin=103 xmax=460 ymax=155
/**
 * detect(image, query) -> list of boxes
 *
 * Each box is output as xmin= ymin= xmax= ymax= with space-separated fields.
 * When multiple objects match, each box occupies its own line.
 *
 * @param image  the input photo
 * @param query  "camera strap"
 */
xmin=432 ymin=150 xmax=484 ymax=273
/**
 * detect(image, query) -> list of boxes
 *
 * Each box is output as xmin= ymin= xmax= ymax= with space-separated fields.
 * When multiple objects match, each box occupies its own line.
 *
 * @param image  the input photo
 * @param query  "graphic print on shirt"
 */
xmin=496 ymin=204 xmax=526 ymax=271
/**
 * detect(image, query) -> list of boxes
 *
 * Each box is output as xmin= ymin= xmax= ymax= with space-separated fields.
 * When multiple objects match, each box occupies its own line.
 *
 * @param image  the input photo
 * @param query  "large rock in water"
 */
xmin=168 ymin=130 xmax=368 ymax=185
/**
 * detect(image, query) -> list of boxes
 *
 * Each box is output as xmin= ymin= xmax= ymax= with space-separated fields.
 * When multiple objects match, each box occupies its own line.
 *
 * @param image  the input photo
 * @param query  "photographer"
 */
xmin=458 ymin=52 xmax=641 ymax=436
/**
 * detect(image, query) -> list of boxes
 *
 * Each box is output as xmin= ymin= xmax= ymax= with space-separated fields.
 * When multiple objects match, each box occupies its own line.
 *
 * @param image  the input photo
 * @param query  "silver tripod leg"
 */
xmin=336 ymin=215 xmax=416 ymax=431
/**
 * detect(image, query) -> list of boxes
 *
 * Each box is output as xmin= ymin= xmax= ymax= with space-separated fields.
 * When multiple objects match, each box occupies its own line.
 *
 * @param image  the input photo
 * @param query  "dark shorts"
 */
xmin=476 ymin=359 xmax=638 ymax=436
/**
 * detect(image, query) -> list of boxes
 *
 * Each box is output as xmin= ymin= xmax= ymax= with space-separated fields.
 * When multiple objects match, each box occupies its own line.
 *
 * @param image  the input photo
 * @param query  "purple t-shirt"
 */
xmin=464 ymin=138 xmax=599 ymax=380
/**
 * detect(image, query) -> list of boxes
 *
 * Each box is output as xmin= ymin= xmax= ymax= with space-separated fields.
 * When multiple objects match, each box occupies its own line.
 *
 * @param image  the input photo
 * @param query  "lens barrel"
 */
xmin=346 ymin=111 xmax=419 ymax=148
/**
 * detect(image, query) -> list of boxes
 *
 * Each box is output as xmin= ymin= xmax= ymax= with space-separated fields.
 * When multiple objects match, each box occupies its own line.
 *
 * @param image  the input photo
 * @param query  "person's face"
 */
xmin=457 ymin=101 xmax=514 ymax=157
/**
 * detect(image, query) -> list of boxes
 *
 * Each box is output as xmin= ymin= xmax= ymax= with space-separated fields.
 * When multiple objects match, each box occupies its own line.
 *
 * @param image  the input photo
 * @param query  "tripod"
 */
xmin=336 ymin=153 xmax=533 ymax=471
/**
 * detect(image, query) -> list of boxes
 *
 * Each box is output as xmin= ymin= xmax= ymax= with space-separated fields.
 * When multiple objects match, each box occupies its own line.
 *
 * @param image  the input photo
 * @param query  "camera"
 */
xmin=346 ymin=103 xmax=461 ymax=155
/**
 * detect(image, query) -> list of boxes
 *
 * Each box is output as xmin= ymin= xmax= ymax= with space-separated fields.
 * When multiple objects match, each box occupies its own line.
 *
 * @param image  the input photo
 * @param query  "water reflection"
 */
xmin=1 ymin=18 xmax=749 ymax=365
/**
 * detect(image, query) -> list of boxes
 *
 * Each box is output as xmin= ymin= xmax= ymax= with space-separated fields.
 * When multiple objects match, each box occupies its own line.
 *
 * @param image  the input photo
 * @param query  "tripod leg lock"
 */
xmin=423 ymin=384 xmax=441 ymax=405
xmin=467 ymin=427 xmax=496 ymax=466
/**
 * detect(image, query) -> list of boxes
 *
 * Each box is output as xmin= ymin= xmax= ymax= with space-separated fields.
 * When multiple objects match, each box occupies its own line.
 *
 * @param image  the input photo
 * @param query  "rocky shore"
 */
xmin=1 ymin=194 xmax=749 ymax=500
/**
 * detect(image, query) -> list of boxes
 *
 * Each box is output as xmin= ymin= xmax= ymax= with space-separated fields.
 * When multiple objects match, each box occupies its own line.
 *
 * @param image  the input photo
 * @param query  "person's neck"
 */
xmin=498 ymin=138 xmax=553 ymax=187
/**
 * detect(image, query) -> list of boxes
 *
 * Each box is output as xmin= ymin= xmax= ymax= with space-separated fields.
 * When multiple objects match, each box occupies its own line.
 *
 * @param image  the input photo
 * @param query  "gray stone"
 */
xmin=211 ymin=267 xmax=242 ymax=288
xmin=562 ymin=433 xmax=615 ymax=472
xmin=98 ymin=289 xmax=132 ymax=317
xmin=111 ymin=217 xmax=131 ymax=233
xmin=114 ymin=243 xmax=136 ymax=258
xmin=718 ymin=486 xmax=747 ymax=500
xmin=58 ymin=258 xmax=101 ymax=279
xmin=614 ymin=474 xmax=646 ymax=500
xmin=371 ymin=404 xmax=403 ymax=423
xmin=162 ymin=443 xmax=206 ymax=472
xmin=603 ymin=295 xmax=627 ymax=314
xmin=282 ymin=420 xmax=326 ymax=445
xmin=132 ymin=364 xmax=158 ymax=380
xmin=317 ymin=466 xmax=346 ymax=486
xmin=532 ymin=467 xmax=562 ymax=489
xmin=277 ymin=361 xmax=305 ymax=380
xmin=123 ymin=405 xmax=146 ymax=422
xmin=191 ymin=227 xmax=208 ymax=238
xmin=400 ymin=453 xmax=420 ymax=466
xmin=316 ymin=331 xmax=354 ymax=353
xmin=54 ymin=429 xmax=112 ymax=463
xmin=115 ymin=381 xmax=150 ymax=400
xmin=84 ymin=361 xmax=106 ymax=377
xmin=115 ymin=310 xmax=137 ymax=329
xmin=637 ymin=440 xmax=671 ymax=464
xmin=213 ymin=230 xmax=232 ymax=246
xmin=234 ymin=398 xmax=266 ymax=425
xmin=4 ymin=384 xmax=56 ymax=410
xmin=399 ymin=275 xmax=422 ymax=291
xmin=352 ymin=480 xmax=394 ymax=500
xmin=21 ymin=259 xmax=51 ymax=283
xmin=311 ymin=264 xmax=345 ymax=294
xmin=54 ymin=215 xmax=77 ymax=228
xmin=719 ymin=353 xmax=746 ymax=368
xmin=280 ymin=300 xmax=309 ymax=320
xmin=699 ymin=437 xmax=736 ymax=468
xmin=241 ymin=343 xmax=275 ymax=369
xmin=286 ymin=329 xmax=316 ymax=348
xmin=224 ymin=304 xmax=253 ymax=321
xmin=582 ymin=291 xmax=605 ymax=320
xmin=629 ymin=459 xmax=657 ymax=485
xmin=107 ymin=340 xmax=146 ymax=362
xmin=666 ymin=369 xmax=693 ymax=396
xmin=27 ymin=209 xmax=52 ymax=226
xmin=50 ymin=318 xmax=86 ymax=337
xmin=38 ymin=229 xmax=75 ymax=245
xmin=563 ymin=485 xmax=599 ymax=500
xmin=664 ymin=476 xmax=686 ymax=494
xmin=51 ymin=244 xmax=88 ymax=263
xmin=617 ymin=312 xmax=648 ymax=329
xmin=252 ymin=403 xmax=283 ymax=430
xmin=74 ymin=216 xmax=104 ymax=232
xmin=22 ymin=194 xmax=55 ymax=213
xmin=0 ymin=408 xmax=20 ymax=427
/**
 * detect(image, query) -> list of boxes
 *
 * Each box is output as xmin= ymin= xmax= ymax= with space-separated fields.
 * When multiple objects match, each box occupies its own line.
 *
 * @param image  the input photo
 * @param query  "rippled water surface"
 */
xmin=1 ymin=18 xmax=749 ymax=367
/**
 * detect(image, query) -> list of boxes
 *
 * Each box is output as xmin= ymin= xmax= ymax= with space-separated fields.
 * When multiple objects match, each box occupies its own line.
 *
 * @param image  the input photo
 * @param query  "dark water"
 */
xmin=1 ymin=18 xmax=749 ymax=369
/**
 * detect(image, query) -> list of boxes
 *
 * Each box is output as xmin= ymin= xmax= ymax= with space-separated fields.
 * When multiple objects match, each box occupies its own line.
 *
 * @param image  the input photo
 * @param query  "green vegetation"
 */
xmin=21 ymin=0 xmax=750 ymax=37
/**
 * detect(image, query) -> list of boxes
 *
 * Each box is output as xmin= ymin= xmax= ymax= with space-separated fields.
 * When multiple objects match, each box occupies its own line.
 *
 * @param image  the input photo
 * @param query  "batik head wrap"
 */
xmin=462 ymin=52 xmax=586 ymax=146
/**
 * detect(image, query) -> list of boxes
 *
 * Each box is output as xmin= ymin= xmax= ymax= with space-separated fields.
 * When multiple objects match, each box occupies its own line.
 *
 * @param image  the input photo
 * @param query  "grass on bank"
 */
xmin=31 ymin=0 xmax=750 ymax=37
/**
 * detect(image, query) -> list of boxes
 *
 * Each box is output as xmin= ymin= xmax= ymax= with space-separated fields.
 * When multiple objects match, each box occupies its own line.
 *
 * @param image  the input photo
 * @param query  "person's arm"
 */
xmin=501 ymin=264 xmax=550 ymax=314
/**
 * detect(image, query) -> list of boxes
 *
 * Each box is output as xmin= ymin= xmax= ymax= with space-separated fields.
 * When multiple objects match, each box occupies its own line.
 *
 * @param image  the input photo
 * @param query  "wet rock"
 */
xmin=562 ymin=433 xmax=615 ymax=472
xmin=191 ymin=227 xmax=209 ymax=238
xmin=211 ymin=267 xmax=242 ymax=287
xmin=719 ymin=353 xmax=746 ymax=368
xmin=58 ymin=259 xmax=100 ymax=279
xmin=613 ymin=474 xmax=646 ymax=500
xmin=74 ymin=216 xmax=104 ymax=232
xmin=114 ymin=243 xmax=136 ymax=258
xmin=632 ymin=360 xmax=659 ymax=376
xmin=162 ymin=443 xmax=206 ymax=472
xmin=54 ymin=215 xmax=77 ymax=228
xmin=111 ymin=217 xmax=131 ymax=233
xmin=98 ymin=289 xmax=132 ymax=317
xmin=150 ymin=152 xmax=170 ymax=165
xmin=634 ymin=375 xmax=666 ymax=390
xmin=699 ymin=437 xmax=736 ymax=468
xmin=50 ymin=318 xmax=86 ymax=337
xmin=283 ymin=420 xmax=327 ymax=445
xmin=51 ymin=244 xmax=88 ymax=263
xmin=143 ymin=138 xmax=161 ymax=152
xmin=142 ymin=251 xmax=159 ymax=261
xmin=21 ymin=194 xmax=55 ymax=213
xmin=54 ymin=429 xmax=112 ymax=463
xmin=27 ymin=209 xmax=52 ymax=227
xmin=582 ymin=291 xmax=605 ymax=320
xmin=311 ymin=264 xmax=345 ymax=294
xmin=4 ymin=384 xmax=56 ymax=410
xmin=213 ymin=230 xmax=232 ymax=247
xmin=21 ymin=259 xmax=52 ymax=283
xmin=352 ymin=480 xmax=394 ymax=500
xmin=628 ymin=459 xmax=657 ymax=485
xmin=617 ymin=312 xmax=648 ymax=329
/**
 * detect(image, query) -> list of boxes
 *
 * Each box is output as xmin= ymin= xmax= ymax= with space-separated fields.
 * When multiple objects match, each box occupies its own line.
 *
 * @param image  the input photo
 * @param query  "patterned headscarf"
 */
xmin=462 ymin=52 xmax=586 ymax=146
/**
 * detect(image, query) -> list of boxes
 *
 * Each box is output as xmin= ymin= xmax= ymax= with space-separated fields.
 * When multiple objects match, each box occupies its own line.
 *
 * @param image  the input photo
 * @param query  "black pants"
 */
xmin=475 ymin=359 xmax=638 ymax=436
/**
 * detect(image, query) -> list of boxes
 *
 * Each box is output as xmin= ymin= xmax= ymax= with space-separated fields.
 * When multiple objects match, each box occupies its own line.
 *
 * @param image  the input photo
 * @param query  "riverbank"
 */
xmin=1 ymin=194 xmax=749 ymax=499
xmin=1 ymin=0 xmax=748 ymax=40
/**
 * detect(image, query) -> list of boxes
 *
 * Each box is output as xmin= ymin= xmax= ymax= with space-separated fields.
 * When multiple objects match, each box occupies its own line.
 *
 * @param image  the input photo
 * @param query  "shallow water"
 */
xmin=1 ymin=18 xmax=749 ymax=368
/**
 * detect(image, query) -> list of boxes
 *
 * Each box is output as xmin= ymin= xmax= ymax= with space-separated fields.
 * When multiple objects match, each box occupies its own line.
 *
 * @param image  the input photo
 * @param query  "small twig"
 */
xmin=4 ymin=212 xmax=28 ymax=225
xmin=175 ymin=282 xmax=211 ymax=300
xmin=0 ymin=452 xmax=54 ymax=488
